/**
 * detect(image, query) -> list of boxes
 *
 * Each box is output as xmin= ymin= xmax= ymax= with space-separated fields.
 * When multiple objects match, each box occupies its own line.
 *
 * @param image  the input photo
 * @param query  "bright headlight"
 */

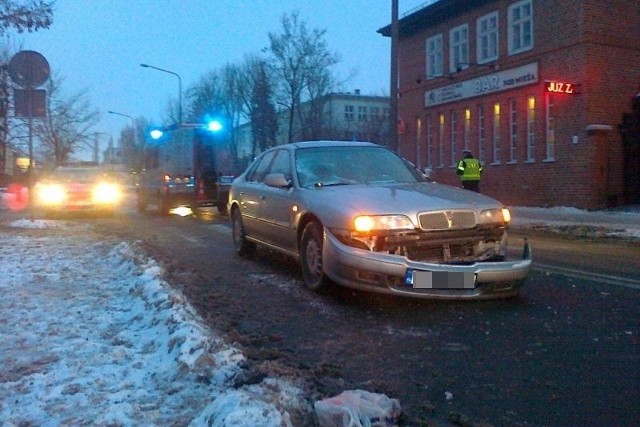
xmin=479 ymin=208 xmax=510 ymax=225
xmin=92 ymin=182 xmax=121 ymax=204
xmin=37 ymin=184 xmax=66 ymax=205
xmin=353 ymin=215 xmax=414 ymax=232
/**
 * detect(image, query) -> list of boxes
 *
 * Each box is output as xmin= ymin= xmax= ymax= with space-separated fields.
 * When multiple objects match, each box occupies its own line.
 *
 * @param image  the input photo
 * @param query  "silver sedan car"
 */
xmin=228 ymin=141 xmax=531 ymax=299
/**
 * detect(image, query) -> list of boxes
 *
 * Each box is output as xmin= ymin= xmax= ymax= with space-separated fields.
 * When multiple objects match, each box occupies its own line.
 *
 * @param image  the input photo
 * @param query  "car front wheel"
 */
xmin=231 ymin=207 xmax=256 ymax=256
xmin=300 ymin=221 xmax=330 ymax=292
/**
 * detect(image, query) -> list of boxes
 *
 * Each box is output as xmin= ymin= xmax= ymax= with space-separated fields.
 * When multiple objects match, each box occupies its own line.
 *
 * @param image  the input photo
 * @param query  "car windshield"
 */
xmin=51 ymin=168 xmax=108 ymax=183
xmin=295 ymin=146 xmax=421 ymax=188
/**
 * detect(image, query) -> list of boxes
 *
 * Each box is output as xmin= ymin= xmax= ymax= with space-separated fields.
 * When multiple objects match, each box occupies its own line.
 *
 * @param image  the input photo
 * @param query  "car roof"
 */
xmin=286 ymin=140 xmax=381 ymax=150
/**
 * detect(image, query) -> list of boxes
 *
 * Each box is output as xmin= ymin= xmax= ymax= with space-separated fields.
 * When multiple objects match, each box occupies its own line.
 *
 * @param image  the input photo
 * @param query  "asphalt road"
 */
xmin=4 ymin=199 xmax=639 ymax=426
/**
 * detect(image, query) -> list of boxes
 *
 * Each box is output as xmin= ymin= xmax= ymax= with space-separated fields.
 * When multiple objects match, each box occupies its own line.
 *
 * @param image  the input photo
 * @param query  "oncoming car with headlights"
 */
xmin=35 ymin=166 xmax=123 ymax=216
xmin=228 ymin=141 xmax=531 ymax=300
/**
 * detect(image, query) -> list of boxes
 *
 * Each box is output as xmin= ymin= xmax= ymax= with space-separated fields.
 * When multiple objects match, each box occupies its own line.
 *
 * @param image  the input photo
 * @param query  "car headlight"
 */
xmin=92 ymin=182 xmax=121 ymax=204
xmin=353 ymin=215 xmax=414 ymax=232
xmin=37 ymin=183 xmax=66 ymax=205
xmin=478 ymin=208 xmax=511 ymax=225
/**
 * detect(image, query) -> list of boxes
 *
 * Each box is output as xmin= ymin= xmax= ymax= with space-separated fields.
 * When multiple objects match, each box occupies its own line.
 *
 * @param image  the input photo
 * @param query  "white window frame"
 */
xmin=426 ymin=34 xmax=444 ymax=79
xmin=508 ymin=0 xmax=533 ymax=55
xmin=358 ymin=106 xmax=367 ymax=121
xmin=464 ymin=108 xmax=471 ymax=151
xmin=450 ymin=110 xmax=458 ymax=167
xmin=344 ymin=105 xmax=354 ymax=121
xmin=526 ymin=96 xmax=536 ymax=162
xmin=438 ymin=113 xmax=445 ymax=167
xmin=478 ymin=105 xmax=486 ymax=163
xmin=426 ymin=114 xmax=433 ymax=168
xmin=492 ymin=102 xmax=501 ymax=165
xmin=545 ymin=92 xmax=555 ymax=161
xmin=449 ymin=24 xmax=469 ymax=73
xmin=477 ymin=11 xmax=499 ymax=64
xmin=509 ymin=99 xmax=517 ymax=163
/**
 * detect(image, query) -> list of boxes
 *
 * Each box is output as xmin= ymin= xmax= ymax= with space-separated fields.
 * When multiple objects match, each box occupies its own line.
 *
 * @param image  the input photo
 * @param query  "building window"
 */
xmin=438 ymin=113 xmax=445 ymax=167
xmin=383 ymin=108 xmax=390 ymax=121
xmin=449 ymin=24 xmax=469 ymax=73
xmin=426 ymin=114 xmax=433 ymax=168
xmin=345 ymin=105 xmax=354 ymax=121
xmin=477 ymin=12 xmax=499 ymax=63
xmin=509 ymin=99 xmax=517 ymax=163
xmin=464 ymin=108 xmax=471 ymax=151
xmin=527 ymin=96 xmax=536 ymax=162
xmin=426 ymin=34 xmax=443 ymax=78
xmin=492 ymin=103 xmax=501 ymax=164
xmin=450 ymin=110 xmax=458 ymax=166
xmin=370 ymin=106 xmax=380 ymax=121
xmin=509 ymin=0 xmax=533 ymax=55
xmin=478 ymin=105 xmax=486 ymax=163
xmin=545 ymin=93 xmax=555 ymax=161
xmin=358 ymin=106 xmax=367 ymax=121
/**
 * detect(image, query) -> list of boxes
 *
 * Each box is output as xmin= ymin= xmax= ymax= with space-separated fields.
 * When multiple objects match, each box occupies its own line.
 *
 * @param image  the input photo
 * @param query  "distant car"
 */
xmin=228 ymin=141 xmax=532 ymax=300
xmin=35 ymin=166 xmax=123 ymax=216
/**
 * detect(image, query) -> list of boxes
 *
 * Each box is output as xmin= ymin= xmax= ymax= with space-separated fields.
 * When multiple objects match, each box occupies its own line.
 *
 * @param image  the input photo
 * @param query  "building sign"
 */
xmin=424 ymin=62 xmax=539 ymax=107
xmin=545 ymin=80 xmax=577 ymax=94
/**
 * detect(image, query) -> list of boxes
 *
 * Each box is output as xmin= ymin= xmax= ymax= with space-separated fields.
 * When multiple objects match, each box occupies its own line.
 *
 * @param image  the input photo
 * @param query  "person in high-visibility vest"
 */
xmin=456 ymin=150 xmax=483 ymax=192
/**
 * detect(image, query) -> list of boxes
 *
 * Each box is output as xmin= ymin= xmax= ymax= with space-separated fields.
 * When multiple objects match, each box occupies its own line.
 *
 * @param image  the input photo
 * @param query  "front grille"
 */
xmin=380 ymin=227 xmax=504 ymax=263
xmin=418 ymin=210 xmax=476 ymax=231
xmin=406 ymin=242 xmax=476 ymax=263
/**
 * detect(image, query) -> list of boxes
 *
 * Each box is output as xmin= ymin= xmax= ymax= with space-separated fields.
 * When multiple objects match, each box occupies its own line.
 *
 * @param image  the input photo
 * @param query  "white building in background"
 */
xmin=235 ymin=90 xmax=391 ymax=166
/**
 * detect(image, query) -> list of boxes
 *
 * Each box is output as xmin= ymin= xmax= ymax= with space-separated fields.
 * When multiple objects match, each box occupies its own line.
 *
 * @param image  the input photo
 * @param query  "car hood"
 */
xmin=300 ymin=182 xmax=504 ymax=228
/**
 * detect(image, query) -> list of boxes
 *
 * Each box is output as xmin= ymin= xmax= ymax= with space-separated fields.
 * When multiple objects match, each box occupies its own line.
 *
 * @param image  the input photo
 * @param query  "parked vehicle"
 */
xmin=136 ymin=127 xmax=237 ymax=215
xmin=228 ymin=140 xmax=532 ymax=300
xmin=35 ymin=165 xmax=122 ymax=216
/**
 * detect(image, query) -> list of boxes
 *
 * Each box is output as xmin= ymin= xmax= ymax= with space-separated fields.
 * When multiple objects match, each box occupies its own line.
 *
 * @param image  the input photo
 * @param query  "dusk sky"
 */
xmin=13 ymin=0 xmax=430 ymax=160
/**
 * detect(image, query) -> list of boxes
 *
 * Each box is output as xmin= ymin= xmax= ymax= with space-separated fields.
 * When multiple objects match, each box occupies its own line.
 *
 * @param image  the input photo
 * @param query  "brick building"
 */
xmin=380 ymin=0 xmax=640 ymax=209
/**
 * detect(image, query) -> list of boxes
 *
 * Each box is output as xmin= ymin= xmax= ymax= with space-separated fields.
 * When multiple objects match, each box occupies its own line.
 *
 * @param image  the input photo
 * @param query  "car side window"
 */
xmin=269 ymin=150 xmax=292 ymax=182
xmin=246 ymin=151 xmax=276 ymax=183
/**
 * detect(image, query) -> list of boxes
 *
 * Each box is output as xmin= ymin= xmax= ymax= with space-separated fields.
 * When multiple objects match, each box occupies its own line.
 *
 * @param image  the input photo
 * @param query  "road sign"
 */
xmin=8 ymin=50 xmax=50 ymax=87
xmin=14 ymin=89 xmax=46 ymax=117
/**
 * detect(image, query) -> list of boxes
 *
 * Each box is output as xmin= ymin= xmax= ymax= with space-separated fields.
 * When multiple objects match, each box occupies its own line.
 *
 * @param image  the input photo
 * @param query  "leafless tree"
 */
xmin=0 ymin=0 xmax=53 ymax=35
xmin=116 ymin=116 xmax=147 ymax=172
xmin=267 ymin=11 xmax=339 ymax=143
xmin=30 ymin=73 xmax=99 ymax=166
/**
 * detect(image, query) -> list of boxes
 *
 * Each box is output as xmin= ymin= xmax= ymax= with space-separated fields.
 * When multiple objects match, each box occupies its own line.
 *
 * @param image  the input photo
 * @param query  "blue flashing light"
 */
xmin=150 ymin=129 xmax=164 ymax=140
xmin=207 ymin=120 xmax=223 ymax=132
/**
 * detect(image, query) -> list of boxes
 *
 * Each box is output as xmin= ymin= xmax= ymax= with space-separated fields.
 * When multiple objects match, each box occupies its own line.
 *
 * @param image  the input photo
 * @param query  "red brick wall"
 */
xmin=396 ymin=0 xmax=640 ymax=209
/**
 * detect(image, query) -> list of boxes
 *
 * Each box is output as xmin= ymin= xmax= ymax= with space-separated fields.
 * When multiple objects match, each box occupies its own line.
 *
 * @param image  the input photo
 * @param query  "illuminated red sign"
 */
xmin=545 ymin=80 xmax=577 ymax=94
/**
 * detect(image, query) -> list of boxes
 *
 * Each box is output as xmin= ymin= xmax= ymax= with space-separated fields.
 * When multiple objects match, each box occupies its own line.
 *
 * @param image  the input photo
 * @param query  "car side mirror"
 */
xmin=264 ymin=173 xmax=291 ymax=188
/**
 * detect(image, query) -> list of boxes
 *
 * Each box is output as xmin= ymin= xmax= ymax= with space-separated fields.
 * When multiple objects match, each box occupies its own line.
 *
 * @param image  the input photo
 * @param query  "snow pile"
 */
xmin=0 ymin=219 xmax=308 ymax=425
xmin=511 ymin=205 xmax=640 ymax=240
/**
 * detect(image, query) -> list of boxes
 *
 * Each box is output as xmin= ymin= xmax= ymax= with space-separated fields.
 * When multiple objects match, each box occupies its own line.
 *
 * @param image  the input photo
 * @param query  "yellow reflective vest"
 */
xmin=457 ymin=158 xmax=483 ymax=181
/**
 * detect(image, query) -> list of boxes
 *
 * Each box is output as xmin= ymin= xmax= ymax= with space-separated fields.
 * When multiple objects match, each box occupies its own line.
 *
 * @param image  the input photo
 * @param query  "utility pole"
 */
xmin=390 ymin=0 xmax=399 ymax=153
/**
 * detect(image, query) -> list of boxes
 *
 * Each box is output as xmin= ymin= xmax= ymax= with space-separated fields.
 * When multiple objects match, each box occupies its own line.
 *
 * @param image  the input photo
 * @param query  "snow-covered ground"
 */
xmin=510 ymin=205 xmax=640 ymax=240
xmin=0 ymin=219 xmax=309 ymax=426
xmin=1 ymin=191 xmax=637 ymax=425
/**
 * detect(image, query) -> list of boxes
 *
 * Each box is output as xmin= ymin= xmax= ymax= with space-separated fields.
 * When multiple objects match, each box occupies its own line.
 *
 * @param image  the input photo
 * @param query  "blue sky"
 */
xmin=13 ymin=0 xmax=429 ymax=160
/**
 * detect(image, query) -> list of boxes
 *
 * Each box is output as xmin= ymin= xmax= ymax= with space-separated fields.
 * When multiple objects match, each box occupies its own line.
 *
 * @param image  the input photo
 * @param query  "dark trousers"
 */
xmin=462 ymin=180 xmax=480 ymax=192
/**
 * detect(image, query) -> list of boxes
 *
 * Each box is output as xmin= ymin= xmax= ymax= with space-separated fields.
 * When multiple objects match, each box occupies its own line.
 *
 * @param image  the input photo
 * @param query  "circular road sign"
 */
xmin=8 ymin=50 xmax=50 ymax=87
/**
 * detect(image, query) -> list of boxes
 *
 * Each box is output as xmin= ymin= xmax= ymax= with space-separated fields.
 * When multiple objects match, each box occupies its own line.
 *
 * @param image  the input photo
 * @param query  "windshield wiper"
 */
xmin=314 ymin=181 xmax=350 ymax=187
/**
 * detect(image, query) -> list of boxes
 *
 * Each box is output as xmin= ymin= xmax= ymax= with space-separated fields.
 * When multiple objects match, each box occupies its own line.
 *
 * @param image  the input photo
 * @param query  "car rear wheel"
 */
xmin=231 ymin=207 xmax=256 ymax=256
xmin=300 ymin=221 xmax=330 ymax=292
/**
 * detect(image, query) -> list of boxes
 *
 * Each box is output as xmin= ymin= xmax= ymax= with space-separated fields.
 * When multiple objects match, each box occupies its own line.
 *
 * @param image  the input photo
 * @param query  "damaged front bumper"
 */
xmin=322 ymin=230 xmax=532 ymax=300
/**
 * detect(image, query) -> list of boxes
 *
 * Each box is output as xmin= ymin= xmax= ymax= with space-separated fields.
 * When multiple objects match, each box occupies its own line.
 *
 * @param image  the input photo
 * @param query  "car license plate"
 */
xmin=404 ymin=269 xmax=475 ymax=289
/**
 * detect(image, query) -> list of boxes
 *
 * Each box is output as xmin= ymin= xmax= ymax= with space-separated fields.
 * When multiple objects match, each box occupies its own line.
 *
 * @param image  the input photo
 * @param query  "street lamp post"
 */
xmin=140 ymin=63 xmax=183 ymax=125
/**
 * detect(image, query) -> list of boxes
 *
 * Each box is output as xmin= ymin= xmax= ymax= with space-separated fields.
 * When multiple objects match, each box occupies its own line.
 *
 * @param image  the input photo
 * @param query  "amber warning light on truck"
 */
xmin=545 ymin=80 xmax=578 ymax=94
